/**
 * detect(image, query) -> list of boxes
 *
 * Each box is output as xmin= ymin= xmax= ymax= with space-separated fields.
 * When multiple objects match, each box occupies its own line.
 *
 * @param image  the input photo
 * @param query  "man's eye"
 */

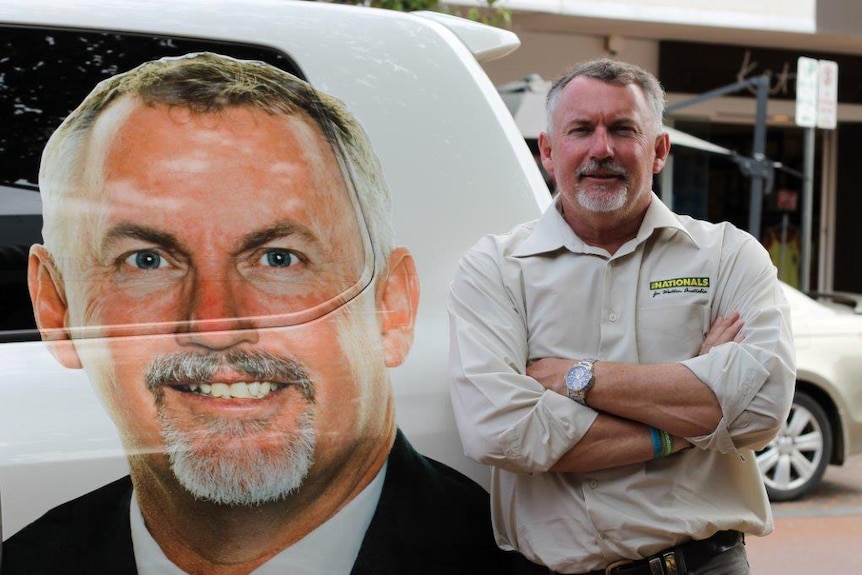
xmin=260 ymin=249 xmax=299 ymax=268
xmin=125 ymin=251 xmax=167 ymax=270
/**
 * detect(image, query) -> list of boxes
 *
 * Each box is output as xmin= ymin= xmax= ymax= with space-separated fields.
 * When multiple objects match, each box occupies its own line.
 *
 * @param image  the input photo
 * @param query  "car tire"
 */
xmin=756 ymin=391 xmax=832 ymax=502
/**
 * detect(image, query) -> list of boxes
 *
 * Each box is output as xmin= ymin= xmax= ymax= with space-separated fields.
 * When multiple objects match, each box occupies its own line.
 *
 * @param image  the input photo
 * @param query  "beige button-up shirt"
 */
xmin=448 ymin=194 xmax=795 ymax=573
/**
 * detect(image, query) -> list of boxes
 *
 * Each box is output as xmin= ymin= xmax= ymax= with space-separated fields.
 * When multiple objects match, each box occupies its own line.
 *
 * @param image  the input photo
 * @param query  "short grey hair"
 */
xmin=545 ymin=58 xmax=666 ymax=135
xmin=39 ymin=51 xmax=394 ymax=276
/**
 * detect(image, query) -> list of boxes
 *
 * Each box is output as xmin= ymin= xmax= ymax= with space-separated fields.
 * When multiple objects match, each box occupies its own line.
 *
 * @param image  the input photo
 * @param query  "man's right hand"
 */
xmin=700 ymin=310 xmax=744 ymax=356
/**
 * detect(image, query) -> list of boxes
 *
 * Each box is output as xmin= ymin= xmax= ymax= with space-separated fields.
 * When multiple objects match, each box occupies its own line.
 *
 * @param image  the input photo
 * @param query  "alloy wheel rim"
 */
xmin=756 ymin=402 xmax=825 ymax=493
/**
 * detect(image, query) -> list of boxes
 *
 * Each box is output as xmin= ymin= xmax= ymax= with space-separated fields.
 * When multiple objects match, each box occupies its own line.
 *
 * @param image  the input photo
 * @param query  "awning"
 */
xmin=663 ymin=126 xmax=732 ymax=155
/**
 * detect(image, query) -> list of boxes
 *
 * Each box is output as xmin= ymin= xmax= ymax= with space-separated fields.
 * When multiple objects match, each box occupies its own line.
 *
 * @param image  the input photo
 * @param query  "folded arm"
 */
xmin=448 ymin=234 xmax=795 ymax=475
xmin=530 ymin=313 xmax=741 ymax=472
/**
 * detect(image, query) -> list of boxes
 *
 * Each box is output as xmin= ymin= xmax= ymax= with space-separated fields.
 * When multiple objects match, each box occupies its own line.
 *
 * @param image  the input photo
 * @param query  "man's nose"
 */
xmin=588 ymin=128 xmax=613 ymax=159
xmin=175 ymin=274 xmax=258 ymax=350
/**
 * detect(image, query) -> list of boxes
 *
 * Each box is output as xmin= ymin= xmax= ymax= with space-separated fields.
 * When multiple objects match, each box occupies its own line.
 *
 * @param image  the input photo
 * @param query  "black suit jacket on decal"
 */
xmin=1 ymin=430 xmax=512 ymax=575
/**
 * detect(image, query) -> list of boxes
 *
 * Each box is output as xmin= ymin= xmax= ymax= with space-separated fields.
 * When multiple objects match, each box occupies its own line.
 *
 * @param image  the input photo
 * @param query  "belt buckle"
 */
xmin=605 ymin=559 xmax=633 ymax=575
xmin=647 ymin=551 xmax=682 ymax=575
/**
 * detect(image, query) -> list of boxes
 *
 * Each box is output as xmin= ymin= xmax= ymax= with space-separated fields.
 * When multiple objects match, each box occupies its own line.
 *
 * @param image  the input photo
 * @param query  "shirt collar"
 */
xmin=637 ymin=192 xmax=697 ymax=247
xmin=130 ymin=463 xmax=387 ymax=575
xmin=512 ymin=192 xmax=697 ymax=258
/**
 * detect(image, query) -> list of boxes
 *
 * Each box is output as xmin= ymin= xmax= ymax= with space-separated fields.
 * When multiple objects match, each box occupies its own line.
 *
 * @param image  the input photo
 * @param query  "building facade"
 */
xmin=452 ymin=0 xmax=862 ymax=293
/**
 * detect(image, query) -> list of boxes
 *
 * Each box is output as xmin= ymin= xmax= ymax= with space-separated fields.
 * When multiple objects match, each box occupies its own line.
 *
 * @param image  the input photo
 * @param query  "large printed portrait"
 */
xmin=29 ymin=49 xmax=416 ymax=501
xmin=0 ymin=42 xmax=509 ymax=574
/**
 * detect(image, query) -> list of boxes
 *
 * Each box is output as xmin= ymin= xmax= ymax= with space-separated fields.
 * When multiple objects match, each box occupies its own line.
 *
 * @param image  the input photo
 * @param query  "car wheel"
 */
xmin=756 ymin=391 xmax=832 ymax=502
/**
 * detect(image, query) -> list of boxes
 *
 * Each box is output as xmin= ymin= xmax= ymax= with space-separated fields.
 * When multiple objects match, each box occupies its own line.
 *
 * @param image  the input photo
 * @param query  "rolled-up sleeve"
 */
xmin=448 ymin=240 xmax=598 ymax=473
xmin=681 ymin=234 xmax=796 ymax=455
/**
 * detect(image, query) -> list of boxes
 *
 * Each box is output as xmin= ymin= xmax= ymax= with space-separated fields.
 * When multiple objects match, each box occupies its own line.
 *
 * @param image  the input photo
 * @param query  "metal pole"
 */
xmin=663 ymin=74 xmax=773 ymax=240
xmin=801 ymin=126 xmax=815 ymax=292
xmin=780 ymin=212 xmax=788 ymax=281
xmin=665 ymin=77 xmax=765 ymax=113
xmin=748 ymin=75 xmax=770 ymax=240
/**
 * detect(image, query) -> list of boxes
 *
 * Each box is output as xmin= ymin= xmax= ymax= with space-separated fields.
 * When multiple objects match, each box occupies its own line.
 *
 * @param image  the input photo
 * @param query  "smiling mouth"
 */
xmin=582 ymin=172 xmax=624 ymax=179
xmin=176 ymin=382 xmax=287 ymax=399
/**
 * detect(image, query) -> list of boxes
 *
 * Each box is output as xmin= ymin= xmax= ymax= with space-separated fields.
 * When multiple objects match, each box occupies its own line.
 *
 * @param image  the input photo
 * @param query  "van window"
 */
xmin=0 ymin=26 xmax=303 ymax=340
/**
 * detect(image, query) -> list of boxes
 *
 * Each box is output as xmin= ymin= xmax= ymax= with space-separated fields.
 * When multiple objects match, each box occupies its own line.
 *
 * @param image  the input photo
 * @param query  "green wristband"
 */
xmin=659 ymin=429 xmax=673 ymax=457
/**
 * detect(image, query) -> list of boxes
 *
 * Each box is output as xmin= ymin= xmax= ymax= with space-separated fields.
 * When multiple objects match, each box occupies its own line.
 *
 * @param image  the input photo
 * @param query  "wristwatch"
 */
xmin=564 ymin=359 xmax=597 ymax=405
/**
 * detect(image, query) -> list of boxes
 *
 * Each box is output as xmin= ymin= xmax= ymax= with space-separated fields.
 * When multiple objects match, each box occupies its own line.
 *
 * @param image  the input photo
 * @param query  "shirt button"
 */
xmin=589 ymin=480 xmax=599 ymax=489
xmin=609 ymin=313 xmax=618 ymax=322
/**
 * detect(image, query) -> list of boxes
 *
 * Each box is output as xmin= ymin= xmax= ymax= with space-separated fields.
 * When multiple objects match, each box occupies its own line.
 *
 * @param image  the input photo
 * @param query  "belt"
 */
xmin=581 ymin=530 xmax=744 ymax=575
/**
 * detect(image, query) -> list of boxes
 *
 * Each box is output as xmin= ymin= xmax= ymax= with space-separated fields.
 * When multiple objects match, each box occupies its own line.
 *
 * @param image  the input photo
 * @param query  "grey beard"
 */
xmin=575 ymin=159 xmax=629 ymax=212
xmin=146 ymin=350 xmax=316 ymax=506
xmin=159 ymin=410 xmax=315 ymax=506
xmin=577 ymin=184 xmax=628 ymax=212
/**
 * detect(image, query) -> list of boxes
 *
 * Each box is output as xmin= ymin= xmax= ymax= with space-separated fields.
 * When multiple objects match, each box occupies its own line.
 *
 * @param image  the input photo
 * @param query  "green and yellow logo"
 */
xmin=650 ymin=277 xmax=710 ymax=290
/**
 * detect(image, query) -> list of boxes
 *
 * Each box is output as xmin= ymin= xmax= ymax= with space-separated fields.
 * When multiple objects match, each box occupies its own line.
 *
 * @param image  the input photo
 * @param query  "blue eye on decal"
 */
xmin=261 ymin=249 xmax=298 ymax=268
xmin=126 ymin=251 xmax=165 ymax=270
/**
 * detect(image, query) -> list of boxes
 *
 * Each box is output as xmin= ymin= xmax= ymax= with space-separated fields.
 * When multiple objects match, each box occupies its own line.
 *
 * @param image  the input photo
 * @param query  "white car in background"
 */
xmin=759 ymin=282 xmax=862 ymax=501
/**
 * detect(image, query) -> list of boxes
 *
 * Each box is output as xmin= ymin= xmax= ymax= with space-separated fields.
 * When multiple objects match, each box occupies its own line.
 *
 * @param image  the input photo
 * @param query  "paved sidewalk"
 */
xmin=746 ymin=455 xmax=862 ymax=573
xmin=747 ymin=515 xmax=862 ymax=574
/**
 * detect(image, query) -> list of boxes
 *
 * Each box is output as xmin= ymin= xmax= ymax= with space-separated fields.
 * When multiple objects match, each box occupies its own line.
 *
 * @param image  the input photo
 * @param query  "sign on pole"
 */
xmin=796 ymin=57 xmax=839 ymax=130
xmin=817 ymin=59 xmax=838 ymax=130
xmin=795 ymin=57 xmax=838 ymax=292
xmin=795 ymin=56 xmax=818 ymax=128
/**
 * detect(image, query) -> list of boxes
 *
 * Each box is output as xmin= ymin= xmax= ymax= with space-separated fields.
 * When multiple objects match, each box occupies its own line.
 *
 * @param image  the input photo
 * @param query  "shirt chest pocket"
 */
xmin=636 ymin=304 xmax=709 ymax=363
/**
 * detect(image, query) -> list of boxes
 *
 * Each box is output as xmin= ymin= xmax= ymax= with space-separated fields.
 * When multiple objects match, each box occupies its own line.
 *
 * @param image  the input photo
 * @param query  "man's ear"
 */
xmin=653 ymin=131 xmax=671 ymax=173
xmin=538 ymin=131 xmax=555 ymax=177
xmin=27 ymin=245 xmax=82 ymax=369
xmin=375 ymin=247 xmax=420 ymax=368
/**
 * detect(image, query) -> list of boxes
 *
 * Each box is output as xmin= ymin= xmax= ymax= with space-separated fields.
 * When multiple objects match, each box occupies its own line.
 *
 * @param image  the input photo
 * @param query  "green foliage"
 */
xmin=321 ymin=0 xmax=512 ymax=28
xmin=460 ymin=0 xmax=511 ymax=28
xmin=326 ymin=1 xmax=440 ymax=10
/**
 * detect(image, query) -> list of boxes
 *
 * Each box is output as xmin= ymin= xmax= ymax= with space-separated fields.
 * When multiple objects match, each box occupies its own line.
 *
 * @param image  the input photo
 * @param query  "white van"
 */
xmin=0 ymin=0 xmax=550 ymax=543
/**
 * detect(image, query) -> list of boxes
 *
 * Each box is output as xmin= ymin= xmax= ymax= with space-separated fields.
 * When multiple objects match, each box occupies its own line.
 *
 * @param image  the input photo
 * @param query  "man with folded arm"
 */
xmin=448 ymin=58 xmax=796 ymax=575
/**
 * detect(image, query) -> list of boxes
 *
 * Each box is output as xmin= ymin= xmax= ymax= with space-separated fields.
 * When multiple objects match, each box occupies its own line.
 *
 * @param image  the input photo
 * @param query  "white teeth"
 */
xmin=211 ymin=383 xmax=230 ymax=398
xmin=187 ymin=381 xmax=279 ymax=399
xmin=230 ymin=383 xmax=251 ymax=399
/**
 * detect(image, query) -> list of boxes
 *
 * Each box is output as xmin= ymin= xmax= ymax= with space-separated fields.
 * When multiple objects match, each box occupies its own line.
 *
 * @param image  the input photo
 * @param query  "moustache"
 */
xmin=145 ymin=349 xmax=315 ymax=402
xmin=576 ymin=159 xmax=628 ymax=180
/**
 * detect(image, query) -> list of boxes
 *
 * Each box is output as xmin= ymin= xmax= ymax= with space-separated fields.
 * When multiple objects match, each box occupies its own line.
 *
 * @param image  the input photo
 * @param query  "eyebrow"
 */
xmin=101 ymin=221 xmax=320 ymax=258
xmin=569 ymin=115 xmax=637 ymax=126
xmin=102 ymin=223 xmax=184 ymax=255
xmin=235 ymin=222 xmax=319 ymax=255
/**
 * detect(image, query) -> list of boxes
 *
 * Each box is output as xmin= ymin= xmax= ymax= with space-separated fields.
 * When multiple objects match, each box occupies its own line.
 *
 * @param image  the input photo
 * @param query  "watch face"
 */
xmin=565 ymin=360 xmax=596 ymax=404
xmin=565 ymin=366 xmax=590 ymax=391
